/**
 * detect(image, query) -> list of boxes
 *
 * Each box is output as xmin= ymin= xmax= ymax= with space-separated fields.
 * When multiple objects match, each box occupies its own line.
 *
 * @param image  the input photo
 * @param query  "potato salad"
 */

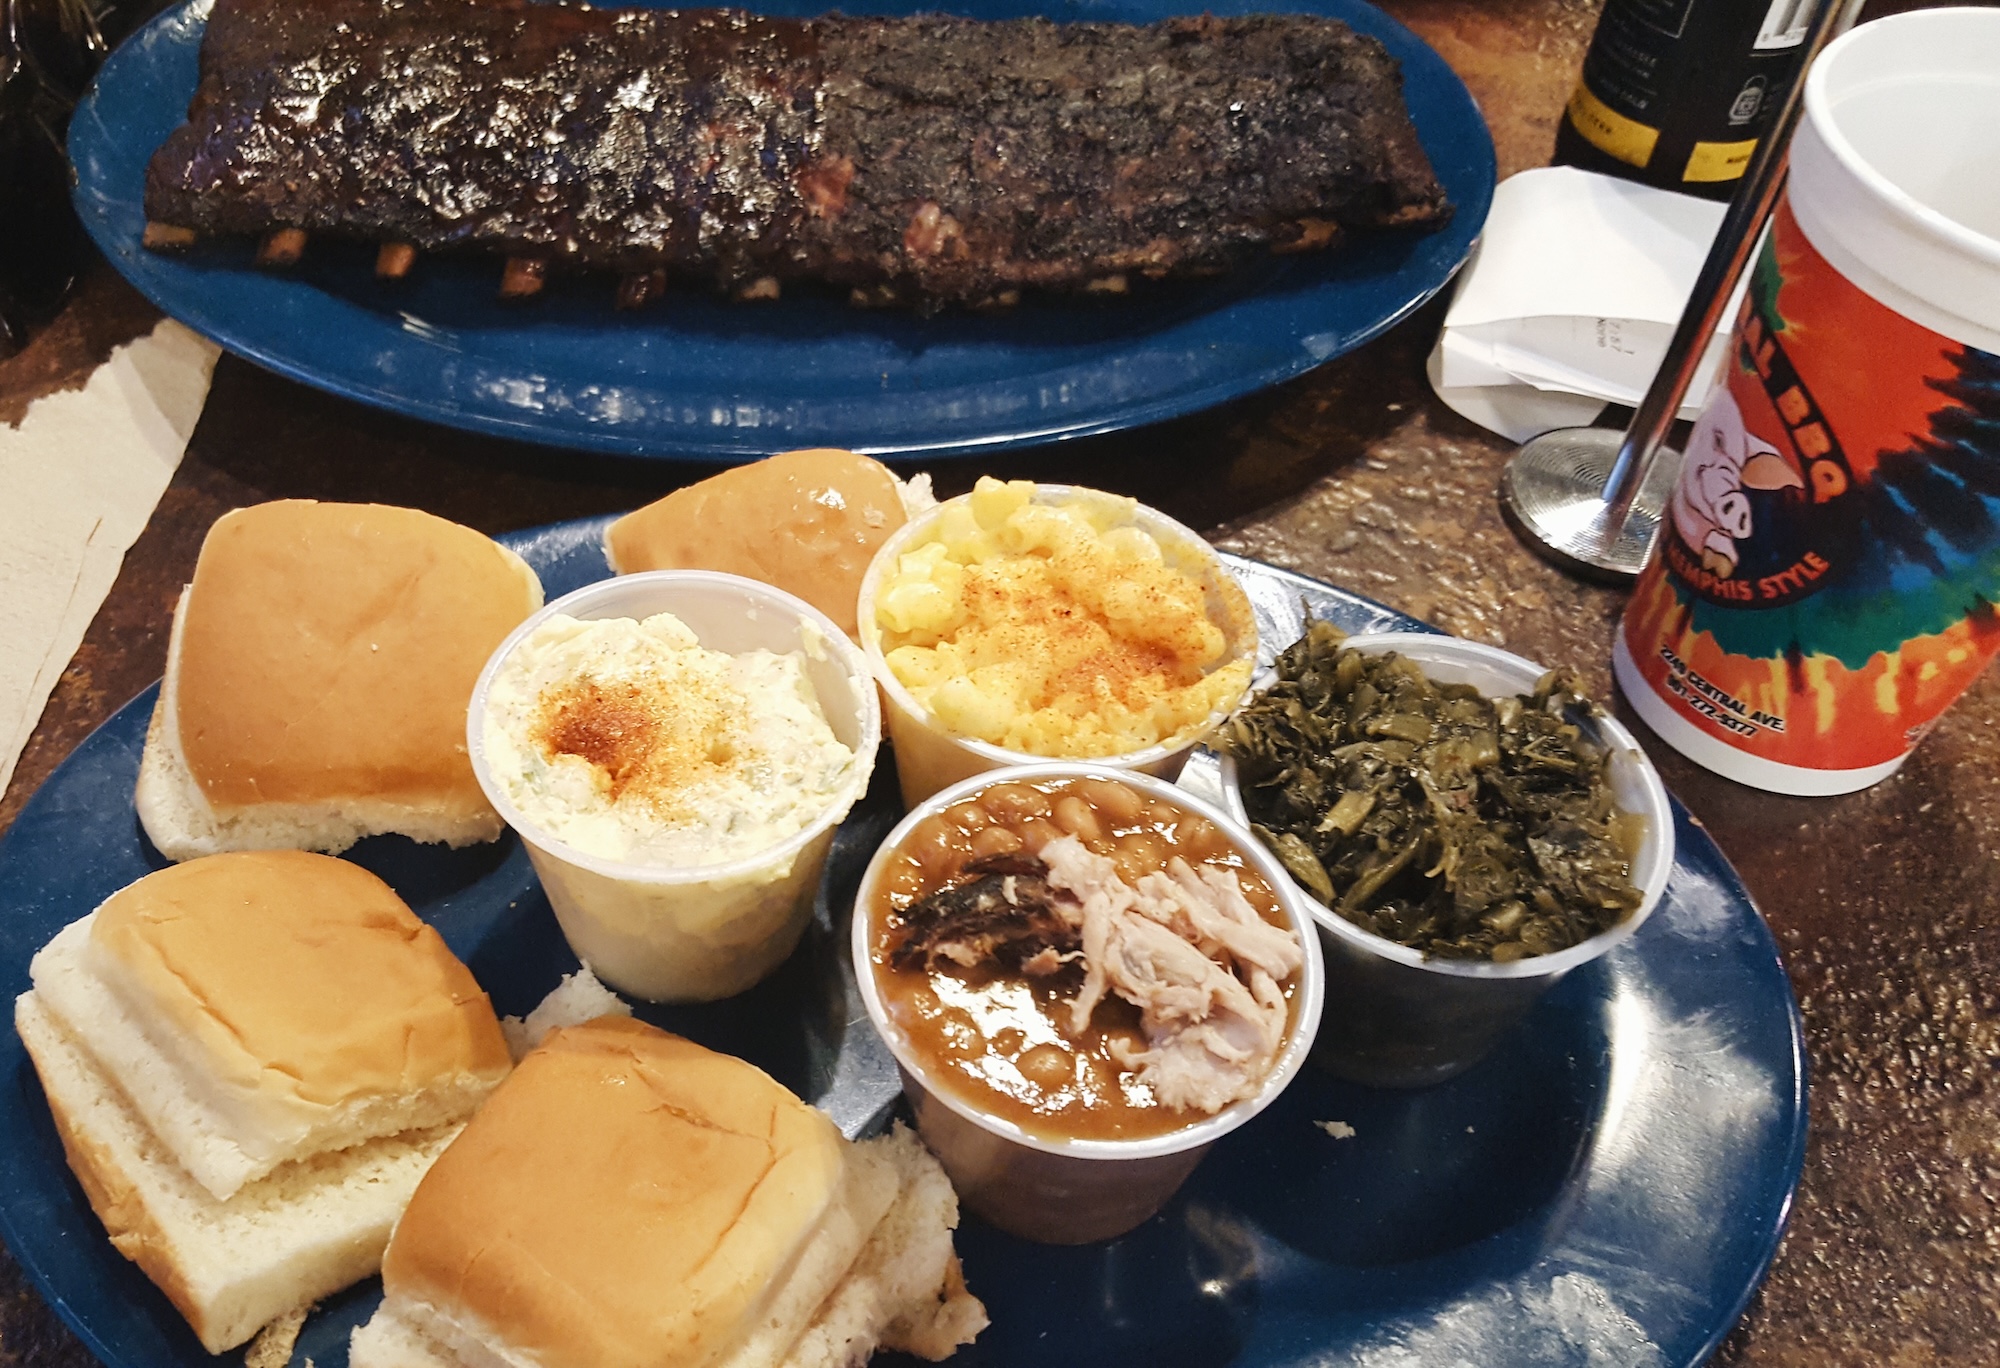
xmin=481 ymin=611 xmax=856 ymax=866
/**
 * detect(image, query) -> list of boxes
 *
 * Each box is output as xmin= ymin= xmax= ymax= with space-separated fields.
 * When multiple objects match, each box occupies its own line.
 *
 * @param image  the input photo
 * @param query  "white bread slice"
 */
xmin=30 ymin=914 xmax=503 ymax=1202
xmin=348 ymin=1124 xmax=983 ymax=1368
xmin=136 ymin=504 xmax=544 ymax=863
xmin=244 ymin=1305 xmax=310 ymax=1368
xmin=15 ymin=991 xmax=459 ymax=1356
xmin=496 ymin=965 xmax=632 ymax=1062
xmin=719 ymin=1130 xmax=903 ymax=1368
xmin=345 ymin=1304 xmax=494 ymax=1368
xmin=898 ymin=472 xmax=938 ymax=519
xmin=788 ymin=1125 xmax=988 ymax=1365
xmin=28 ymin=854 xmax=510 ymax=1203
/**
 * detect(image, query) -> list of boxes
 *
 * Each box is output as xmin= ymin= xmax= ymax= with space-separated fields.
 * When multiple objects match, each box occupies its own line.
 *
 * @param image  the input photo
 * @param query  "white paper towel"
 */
xmin=1427 ymin=166 xmax=1751 ymax=443
xmin=0 ymin=320 xmax=220 ymax=794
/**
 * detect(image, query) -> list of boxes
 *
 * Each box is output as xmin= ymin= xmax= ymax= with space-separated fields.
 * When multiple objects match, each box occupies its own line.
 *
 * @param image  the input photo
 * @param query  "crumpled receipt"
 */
xmin=1427 ymin=166 xmax=1750 ymax=443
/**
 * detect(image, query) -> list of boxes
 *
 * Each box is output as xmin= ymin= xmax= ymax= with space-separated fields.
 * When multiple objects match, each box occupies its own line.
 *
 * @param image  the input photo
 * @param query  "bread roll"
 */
xmin=604 ymin=449 xmax=919 ymax=637
xmin=350 ymin=1019 xmax=986 ymax=1368
xmin=30 ymin=851 xmax=510 ymax=1199
xmin=13 ymin=850 xmax=513 ymax=1354
xmin=16 ymin=993 xmax=461 ymax=1355
xmin=136 ymin=500 xmax=544 ymax=861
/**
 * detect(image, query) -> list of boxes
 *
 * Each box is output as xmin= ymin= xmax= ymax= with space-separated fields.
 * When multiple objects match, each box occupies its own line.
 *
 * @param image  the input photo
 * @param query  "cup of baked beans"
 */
xmin=855 ymin=478 xmax=1258 ymax=808
xmin=851 ymin=762 xmax=1324 ymax=1244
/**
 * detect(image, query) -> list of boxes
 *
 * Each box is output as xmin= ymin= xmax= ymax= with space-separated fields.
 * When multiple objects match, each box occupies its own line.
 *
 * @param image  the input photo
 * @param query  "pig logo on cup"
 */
xmin=1672 ymin=388 xmax=1805 ymax=580
xmin=1660 ymin=294 xmax=1865 ymax=609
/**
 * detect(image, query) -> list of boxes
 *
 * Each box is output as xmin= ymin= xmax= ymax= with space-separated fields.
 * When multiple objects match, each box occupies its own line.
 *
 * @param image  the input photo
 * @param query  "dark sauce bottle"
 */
xmin=1553 ymin=0 xmax=1818 ymax=200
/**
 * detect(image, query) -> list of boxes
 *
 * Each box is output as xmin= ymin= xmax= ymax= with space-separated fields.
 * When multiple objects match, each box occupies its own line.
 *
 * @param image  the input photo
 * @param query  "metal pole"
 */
xmin=1498 ymin=0 xmax=1862 ymax=580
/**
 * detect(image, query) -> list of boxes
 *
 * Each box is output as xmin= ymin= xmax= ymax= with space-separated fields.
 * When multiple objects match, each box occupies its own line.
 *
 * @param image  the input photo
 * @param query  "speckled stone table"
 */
xmin=2 ymin=0 xmax=1995 ymax=1363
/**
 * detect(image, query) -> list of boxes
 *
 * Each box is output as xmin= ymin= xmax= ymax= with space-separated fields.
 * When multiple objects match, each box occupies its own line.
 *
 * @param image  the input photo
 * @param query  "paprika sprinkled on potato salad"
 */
xmin=479 ymin=611 xmax=857 ymax=866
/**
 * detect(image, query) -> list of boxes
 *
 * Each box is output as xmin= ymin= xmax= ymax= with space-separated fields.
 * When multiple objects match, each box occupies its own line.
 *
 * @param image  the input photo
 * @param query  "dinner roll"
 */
xmin=29 ymin=851 xmax=511 ymax=1199
xmin=16 ymin=992 xmax=461 ymax=1355
xmin=14 ymin=850 xmax=512 ymax=1354
xmin=349 ymin=1019 xmax=985 ymax=1368
xmin=604 ymin=449 xmax=931 ymax=637
xmin=136 ymin=500 xmax=544 ymax=861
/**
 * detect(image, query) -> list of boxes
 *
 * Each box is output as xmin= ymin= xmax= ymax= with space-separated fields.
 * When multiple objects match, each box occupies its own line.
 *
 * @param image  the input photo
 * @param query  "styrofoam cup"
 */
xmin=855 ymin=484 xmax=1257 ymax=808
xmin=469 ymin=571 xmax=880 ymax=1003
xmin=1220 ymin=633 xmax=1673 ymax=1089
xmin=1616 ymin=9 xmax=2000 ymax=794
xmin=1788 ymin=8 xmax=2000 ymax=355
xmin=852 ymin=762 xmax=1324 ymax=1243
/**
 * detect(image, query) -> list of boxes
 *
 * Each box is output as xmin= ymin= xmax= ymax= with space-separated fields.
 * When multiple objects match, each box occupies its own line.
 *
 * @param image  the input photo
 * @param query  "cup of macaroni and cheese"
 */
xmin=470 ymin=571 xmax=880 ymax=1003
xmin=857 ymin=479 xmax=1258 ymax=807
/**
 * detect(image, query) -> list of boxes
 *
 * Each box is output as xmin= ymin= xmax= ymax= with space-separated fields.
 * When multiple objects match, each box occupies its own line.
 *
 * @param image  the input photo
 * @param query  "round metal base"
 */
xmin=1499 ymin=427 xmax=1683 ymax=581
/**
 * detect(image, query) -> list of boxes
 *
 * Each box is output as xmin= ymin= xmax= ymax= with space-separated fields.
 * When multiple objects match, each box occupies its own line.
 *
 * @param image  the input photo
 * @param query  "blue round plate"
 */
xmin=0 ymin=524 xmax=1803 ymax=1368
xmin=68 ymin=0 xmax=1494 ymax=462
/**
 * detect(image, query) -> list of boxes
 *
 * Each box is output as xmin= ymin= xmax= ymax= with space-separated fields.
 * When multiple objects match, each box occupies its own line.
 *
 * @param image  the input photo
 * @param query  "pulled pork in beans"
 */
xmin=889 ymin=852 xmax=1081 ymax=978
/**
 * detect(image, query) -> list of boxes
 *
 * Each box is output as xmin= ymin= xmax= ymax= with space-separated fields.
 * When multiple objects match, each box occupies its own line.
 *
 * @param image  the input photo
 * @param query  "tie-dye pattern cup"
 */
xmin=1616 ymin=9 xmax=2000 ymax=795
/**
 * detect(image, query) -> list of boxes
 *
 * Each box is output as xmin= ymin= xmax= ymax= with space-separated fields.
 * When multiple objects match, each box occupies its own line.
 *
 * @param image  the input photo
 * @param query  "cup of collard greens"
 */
xmin=1217 ymin=626 xmax=1673 ymax=1088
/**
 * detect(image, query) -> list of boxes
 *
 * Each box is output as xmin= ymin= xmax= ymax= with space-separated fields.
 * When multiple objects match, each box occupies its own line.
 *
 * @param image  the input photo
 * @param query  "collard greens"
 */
xmin=1220 ymin=621 xmax=1644 ymax=962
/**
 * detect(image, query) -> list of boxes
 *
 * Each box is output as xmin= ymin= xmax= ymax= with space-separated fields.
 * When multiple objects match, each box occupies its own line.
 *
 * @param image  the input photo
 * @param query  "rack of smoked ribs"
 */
xmin=140 ymin=0 xmax=1454 ymax=312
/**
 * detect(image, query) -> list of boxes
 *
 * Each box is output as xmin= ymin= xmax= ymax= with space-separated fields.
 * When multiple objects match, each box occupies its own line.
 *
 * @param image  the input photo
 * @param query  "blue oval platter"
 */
xmin=68 ymin=0 xmax=1495 ymax=462
xmin=0 ymin=521 xmax=1804 ymax=1368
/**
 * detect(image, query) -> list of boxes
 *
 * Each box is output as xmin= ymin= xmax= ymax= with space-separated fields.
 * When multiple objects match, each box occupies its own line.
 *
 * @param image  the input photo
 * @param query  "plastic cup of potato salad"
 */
xmin=1218 ymin=634 xmax=1673 ymax=1089
xmin=852 ymin=762 xmax=1324 ymax=1244
xmin=469 ymin=571 xmax=880 ymax=1003
xmin=855 ymin=481 xmax=1258 ymax=809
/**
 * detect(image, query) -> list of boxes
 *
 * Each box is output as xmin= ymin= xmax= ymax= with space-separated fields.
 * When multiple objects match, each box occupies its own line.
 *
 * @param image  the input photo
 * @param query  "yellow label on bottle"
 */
xmin=1565 ymin=85 xmax=1659 ymax=170
xmin=1683 ymin=137 xmax=1760 ymax=183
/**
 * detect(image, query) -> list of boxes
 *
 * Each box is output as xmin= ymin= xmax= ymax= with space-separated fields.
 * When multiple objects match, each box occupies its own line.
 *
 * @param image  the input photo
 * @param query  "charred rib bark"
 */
xmin=890 ymin=852 xmax=1083 ymax=976
xmin=145 ymin=0 xmax=1452 ymax=308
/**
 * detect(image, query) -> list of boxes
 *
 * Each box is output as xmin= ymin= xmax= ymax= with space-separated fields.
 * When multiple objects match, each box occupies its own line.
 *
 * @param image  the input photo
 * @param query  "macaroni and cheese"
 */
xmin=871 ymin=479 xmax=1252 ymax=757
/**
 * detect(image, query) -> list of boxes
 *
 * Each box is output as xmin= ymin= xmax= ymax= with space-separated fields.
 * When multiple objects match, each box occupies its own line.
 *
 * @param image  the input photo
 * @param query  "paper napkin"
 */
xmin=1427 ymin=166 xmax=1751 ymax=443
xmin=0 ymin=320 xmax=220 ymax=795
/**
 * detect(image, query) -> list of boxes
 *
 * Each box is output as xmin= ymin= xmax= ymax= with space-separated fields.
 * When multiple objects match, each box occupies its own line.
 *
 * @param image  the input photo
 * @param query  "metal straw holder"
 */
xmin=1498 ymin=0 xmax=1859 ymax=581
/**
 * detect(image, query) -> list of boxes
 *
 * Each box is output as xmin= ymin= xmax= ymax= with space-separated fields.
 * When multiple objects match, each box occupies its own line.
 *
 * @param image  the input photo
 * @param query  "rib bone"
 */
xmin=142 ymin=222 xmax=198 ymax=250
xmin=499 ymin=258 xmax=547 ymax=298
xmin=255 ymin=228 xmax=306 ymax=267
xmin=376 ymin=242 xmax=417 ymax=278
